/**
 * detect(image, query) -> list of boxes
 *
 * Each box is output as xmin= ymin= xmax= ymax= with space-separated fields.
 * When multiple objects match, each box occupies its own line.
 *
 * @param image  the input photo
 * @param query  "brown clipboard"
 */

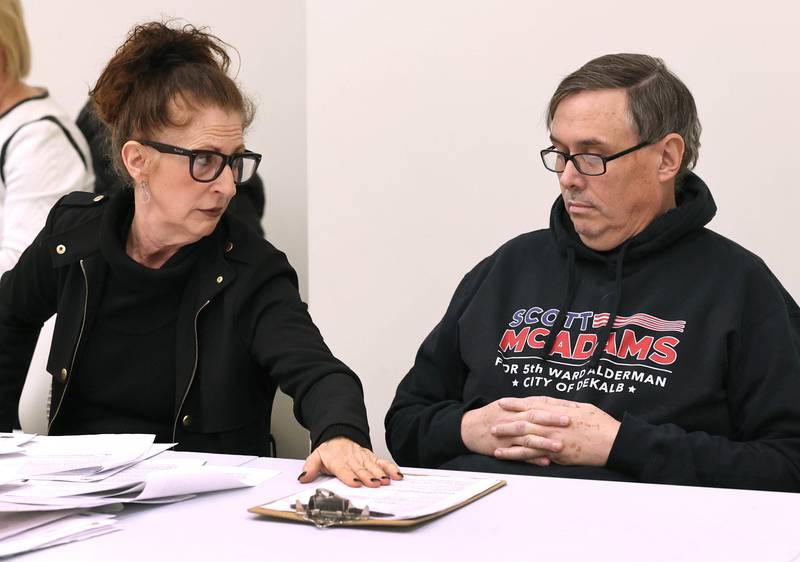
xmin=248 ymin=475 xmax=506 ymax=528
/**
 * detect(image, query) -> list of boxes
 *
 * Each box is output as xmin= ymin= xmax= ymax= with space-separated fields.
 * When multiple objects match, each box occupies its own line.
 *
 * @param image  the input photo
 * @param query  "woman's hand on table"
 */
xmin=297 ymin=436 xmax=404 ymax=488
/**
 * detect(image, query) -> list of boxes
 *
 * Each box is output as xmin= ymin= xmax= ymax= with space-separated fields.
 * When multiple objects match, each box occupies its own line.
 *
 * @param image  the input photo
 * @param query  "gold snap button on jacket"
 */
xmin=93 ymin=194 xmax=104 ymax=202
xmin=182 ymin=414 xmax=192 ymax=427
xmin=56 ymin=244 xmax=66 ymax=255
xmin=224 ymin=241 xmax=234 ymax=252
xmin=59 ymin=368 xmax=68 ymax=383
xmin=216 ymin=276 xmax=223 ymax=284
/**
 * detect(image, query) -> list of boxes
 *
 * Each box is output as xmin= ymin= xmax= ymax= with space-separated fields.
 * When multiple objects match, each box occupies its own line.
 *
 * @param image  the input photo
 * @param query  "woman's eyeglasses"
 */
xmin=138 ymin=140 xmax=262 ymax=185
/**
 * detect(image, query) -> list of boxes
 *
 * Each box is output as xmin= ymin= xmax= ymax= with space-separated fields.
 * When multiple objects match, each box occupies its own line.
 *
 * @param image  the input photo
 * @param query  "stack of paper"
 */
xmin=0 ymin=432 xmax=36 ymax=455
xmin=0 ymin=510 xmax=118 ymax=557
xmin=0 ymin=433 xmax=278 ymax=558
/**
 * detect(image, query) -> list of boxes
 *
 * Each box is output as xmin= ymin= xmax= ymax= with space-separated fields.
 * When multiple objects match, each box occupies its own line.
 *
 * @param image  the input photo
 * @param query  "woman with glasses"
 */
xmin=0 ymin=21 xmax=400 ymax=488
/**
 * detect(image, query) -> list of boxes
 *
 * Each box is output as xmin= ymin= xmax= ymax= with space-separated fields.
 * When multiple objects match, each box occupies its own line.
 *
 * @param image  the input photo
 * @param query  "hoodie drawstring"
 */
xmin=541 ymin=246 xmax=577 ymax=359
xmin=587 ymin=241 xmax=630 ymax=372
xmin=539 ymin=241 xmax=630 ymax=374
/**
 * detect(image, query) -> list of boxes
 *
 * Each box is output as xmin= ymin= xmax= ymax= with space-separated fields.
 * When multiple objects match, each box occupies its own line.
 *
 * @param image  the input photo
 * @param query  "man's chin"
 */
xmin=573 ymin=226 xmax=615 ymax=251
xmin=578 ymin=234 xmax=625 ymax=252
xmin=571 ymin=221 xmax=598 ymax=241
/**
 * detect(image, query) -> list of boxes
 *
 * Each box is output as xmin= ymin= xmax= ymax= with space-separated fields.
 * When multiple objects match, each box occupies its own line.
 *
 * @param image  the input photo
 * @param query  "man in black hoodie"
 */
xmin=385 ymin=53 xmax=800 ymax=492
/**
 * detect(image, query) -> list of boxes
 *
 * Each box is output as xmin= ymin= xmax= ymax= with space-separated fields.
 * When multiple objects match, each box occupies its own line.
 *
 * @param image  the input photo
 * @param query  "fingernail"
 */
xmin=490 ymin=426 xmax=496 ymax=434
xmin=370 ymin=478 xmax=380 ymax=482
xmin=560 ymin=416 xmax=569 ymax=425
xmin=297 ymin=471 xmax=307 ymax=480
xmin=353 ymin=478 xmax=362 ymax=484
xmin=397 ymin=472 xmax=404 ymax=478
xmin=381 ymin=476 xmax=390 ymax=480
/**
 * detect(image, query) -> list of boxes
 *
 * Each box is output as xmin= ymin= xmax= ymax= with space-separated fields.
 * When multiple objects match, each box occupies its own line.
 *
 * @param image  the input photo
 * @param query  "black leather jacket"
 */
xmin=0 ymin=191 xmax=370 ymax=455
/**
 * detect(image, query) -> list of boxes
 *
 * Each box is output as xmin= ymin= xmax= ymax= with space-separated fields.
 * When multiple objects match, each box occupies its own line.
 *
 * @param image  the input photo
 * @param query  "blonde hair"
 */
xmin=0 ymin=0 xmax=31 ymax=82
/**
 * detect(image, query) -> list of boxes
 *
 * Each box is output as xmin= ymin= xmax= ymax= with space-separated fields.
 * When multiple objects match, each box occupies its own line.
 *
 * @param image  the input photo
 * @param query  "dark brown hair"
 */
xmin=90 ymin=21 xmax=255 ymax=182
xmin=547 ymin=53 xmax=701 ymax=180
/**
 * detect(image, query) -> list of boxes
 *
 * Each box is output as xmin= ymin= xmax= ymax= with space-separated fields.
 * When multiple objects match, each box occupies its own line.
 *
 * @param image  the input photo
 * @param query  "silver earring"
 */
xmin=140 ymin=180 xmax=151 ymax=203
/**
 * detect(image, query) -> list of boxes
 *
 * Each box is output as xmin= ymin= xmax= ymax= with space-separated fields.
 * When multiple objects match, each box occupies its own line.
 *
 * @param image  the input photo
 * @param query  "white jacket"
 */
xmin=0 ymin=90 xmax=94 ymax=274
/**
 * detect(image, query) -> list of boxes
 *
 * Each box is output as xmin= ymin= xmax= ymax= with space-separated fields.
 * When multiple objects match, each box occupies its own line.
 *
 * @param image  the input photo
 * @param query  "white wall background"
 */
xmin=21 ymin=1 xmax=800 ymax=461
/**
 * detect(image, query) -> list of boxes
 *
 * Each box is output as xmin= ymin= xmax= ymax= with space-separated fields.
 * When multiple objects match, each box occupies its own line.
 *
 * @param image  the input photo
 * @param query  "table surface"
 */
xmin=16 ymin=451 xmax=800 ymax=562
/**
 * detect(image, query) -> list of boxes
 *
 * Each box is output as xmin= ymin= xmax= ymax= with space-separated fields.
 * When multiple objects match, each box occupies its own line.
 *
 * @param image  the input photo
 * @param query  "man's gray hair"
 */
xmin=547 ymin=53 xmax=701 ymax=179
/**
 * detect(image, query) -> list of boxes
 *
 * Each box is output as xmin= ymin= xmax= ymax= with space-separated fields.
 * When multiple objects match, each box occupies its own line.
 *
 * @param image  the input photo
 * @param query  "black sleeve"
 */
xmin=0 ymin=208 xmax=60 ymax=430
xmin=240 ymin=252 xmax=370 ymax=450
xmin=301 ymin=373 xmax=371 ymax=450
xmin=607 ymin=273 xmax=800 ymax=492
xmin=385 ymin=260 xmax=494 ymax=468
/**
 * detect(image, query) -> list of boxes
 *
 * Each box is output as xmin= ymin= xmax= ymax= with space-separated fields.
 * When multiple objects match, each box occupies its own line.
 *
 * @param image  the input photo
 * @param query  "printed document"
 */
xmin=258 ymin=474 xmax=503 ymax=520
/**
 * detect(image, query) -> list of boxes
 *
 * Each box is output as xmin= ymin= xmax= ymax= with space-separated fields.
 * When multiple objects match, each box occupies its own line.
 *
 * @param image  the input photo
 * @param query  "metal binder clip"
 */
xmin=295 ymin=488 xmax=391 ymax=528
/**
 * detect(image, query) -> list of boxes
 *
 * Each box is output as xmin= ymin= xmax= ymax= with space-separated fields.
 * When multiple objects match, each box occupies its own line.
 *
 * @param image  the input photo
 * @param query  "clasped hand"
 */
xmin=461 ymin=396 xmax=620 ymax=466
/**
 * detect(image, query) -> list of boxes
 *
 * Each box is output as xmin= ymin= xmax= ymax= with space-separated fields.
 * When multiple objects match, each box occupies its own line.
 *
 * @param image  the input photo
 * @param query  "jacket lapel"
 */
xmin=173 ymin=231 xmax=237 ymax=415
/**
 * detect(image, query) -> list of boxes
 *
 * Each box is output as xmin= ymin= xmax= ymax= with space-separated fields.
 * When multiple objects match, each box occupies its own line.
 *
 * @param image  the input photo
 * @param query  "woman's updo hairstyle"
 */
xmin=90 ymin=21 xmax=255 ymax=182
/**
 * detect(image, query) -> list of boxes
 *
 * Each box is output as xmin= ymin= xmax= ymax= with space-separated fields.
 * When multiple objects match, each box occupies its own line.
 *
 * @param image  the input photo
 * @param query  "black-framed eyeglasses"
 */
xmin=540 ymin=140 xmax=651 ymax=176
xmin=138 ymin=140 xmax=262 ymax=185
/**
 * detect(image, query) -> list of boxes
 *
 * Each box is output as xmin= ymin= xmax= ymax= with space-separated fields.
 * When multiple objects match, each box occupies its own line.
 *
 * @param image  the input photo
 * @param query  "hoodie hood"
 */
xmin=540 ymin=172 xmax=717 ymax=370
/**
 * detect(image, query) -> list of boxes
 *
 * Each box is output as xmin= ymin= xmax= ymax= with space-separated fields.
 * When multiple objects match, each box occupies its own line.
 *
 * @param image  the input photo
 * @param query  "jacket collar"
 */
xmin=45 ymin=215 xmax=103 ymax=267
xmin=45 ymin=190 xmax=240 ymax=302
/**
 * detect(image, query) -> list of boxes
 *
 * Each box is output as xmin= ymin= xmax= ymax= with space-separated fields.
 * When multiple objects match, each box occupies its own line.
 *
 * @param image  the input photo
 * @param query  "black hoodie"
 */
xmin=385 ymin=173 xmax=800 ymax=492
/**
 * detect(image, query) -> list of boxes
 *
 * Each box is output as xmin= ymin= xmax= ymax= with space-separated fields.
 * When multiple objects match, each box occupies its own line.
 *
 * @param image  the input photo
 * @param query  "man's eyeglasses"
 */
xmin=540 ymin=140 xmax=651 ymax=176
xmin=138 ymin=140 xmax=262 ymax=185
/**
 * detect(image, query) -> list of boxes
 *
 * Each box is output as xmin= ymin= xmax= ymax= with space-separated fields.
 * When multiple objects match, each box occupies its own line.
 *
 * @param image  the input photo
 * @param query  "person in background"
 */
xmin=0 ymin=0 xmax=93 ymax=275
xmin=386 ymin=53 xmax=800 ymax=492
xmin=76 ymin=99 xmax=265 ymax=236
xmin=0 ymin=21 xmax=400 ymax=488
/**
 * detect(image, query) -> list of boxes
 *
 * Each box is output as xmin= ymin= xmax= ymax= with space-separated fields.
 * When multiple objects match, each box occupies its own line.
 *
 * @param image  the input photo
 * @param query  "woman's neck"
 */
xmin=126 ymin=214 xmax=183 ymax=269
xmin=0 ymin=81 xmax=41 ymax=114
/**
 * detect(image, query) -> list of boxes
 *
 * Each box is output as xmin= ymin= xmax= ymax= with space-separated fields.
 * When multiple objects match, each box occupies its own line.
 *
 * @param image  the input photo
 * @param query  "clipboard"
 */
xmin=248 ymin=473 xmax=506 ymax=528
